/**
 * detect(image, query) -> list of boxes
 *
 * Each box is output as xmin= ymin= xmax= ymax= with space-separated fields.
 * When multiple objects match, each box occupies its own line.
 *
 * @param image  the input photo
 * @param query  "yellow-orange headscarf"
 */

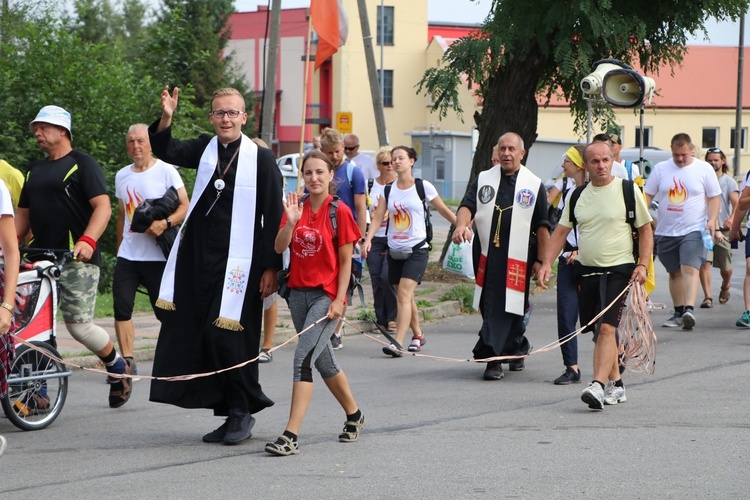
xmin=565 ymin=146 xmax=584 ymax=169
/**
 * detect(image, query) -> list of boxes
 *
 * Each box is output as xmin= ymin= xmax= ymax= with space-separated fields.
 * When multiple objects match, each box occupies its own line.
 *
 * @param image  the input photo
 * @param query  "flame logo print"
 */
xmin=667 ymin=178 xmax=688 ymax=206
xmin=392 ymin=203 xmax=411 ymax=231
xmin=125 ymin=188 xmax=143 ymax=222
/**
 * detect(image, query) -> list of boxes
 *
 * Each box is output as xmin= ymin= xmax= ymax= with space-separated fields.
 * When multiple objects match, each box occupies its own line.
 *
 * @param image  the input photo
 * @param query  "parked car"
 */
xmin=619 ymin=147 xmax=673 ymax=179
xmin=277 ymin=153 xmax=301 ymax=193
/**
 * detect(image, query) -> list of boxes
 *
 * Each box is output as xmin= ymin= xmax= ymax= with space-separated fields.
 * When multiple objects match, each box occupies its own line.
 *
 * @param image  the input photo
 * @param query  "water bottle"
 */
xmin=701 ymin=228 xmax=714 ymax=251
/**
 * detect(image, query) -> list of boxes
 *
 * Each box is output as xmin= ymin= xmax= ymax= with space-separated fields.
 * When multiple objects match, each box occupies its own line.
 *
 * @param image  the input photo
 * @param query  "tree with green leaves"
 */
xmin=419 ymin=0 xmax=748 ymax=184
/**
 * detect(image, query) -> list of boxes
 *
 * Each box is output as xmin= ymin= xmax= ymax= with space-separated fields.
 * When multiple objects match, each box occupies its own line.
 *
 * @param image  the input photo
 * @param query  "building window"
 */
xmin=435 ymin=157 xmax=445 ymax=181
xmin=379 ymin=69 xmax=393 ymax=107
xmin=634 ymin=127 xmax=652 ymax=147
xmin=702 ymin=128 xmax=719 ymax=149
xmin=731 ymin=127 xmax=748 ymax=150
xmin=377 ymin=6 xmax=394 ymax=46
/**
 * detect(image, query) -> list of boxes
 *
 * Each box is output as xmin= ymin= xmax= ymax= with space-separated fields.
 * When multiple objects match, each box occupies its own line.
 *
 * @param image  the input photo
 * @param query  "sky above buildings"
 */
xmin=234 ymin=0 xmax=750 ymax=46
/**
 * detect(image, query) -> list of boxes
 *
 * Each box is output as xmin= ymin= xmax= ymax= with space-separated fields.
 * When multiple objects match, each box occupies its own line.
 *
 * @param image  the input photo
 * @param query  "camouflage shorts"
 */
xmin=59 ymin=262 xmax=100 ymax=324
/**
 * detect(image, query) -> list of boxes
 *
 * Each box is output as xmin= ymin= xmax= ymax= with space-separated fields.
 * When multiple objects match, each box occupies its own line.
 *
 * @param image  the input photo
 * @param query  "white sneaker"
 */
xmin=603 ymin=383 xmax=627 ymax=405
xmin=681 ymin=310 xmax=695 ymax=330
xmin=581 ymin=382 xmax=604 ymax=410
xmin=662 ymin=313 xmax=683 ymax=328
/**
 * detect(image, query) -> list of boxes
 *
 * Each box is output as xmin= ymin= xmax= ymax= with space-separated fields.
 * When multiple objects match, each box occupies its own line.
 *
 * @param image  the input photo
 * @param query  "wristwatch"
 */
xmin=166 ymin=218 xmax=172 ymax=228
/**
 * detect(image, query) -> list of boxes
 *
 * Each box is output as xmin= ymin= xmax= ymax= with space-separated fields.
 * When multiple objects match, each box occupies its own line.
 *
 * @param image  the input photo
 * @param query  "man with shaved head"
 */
xmin=344 ymin=133 xmax=377 ymax=181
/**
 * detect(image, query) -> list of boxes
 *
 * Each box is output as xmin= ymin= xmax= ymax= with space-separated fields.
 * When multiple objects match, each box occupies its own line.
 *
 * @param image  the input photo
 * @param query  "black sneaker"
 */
xmin=331 ymin=334 xmax=343 ymax=350
xmin=223 ymin=409 xmax=255 ymax=445
xmin=202 ymin=419 xmax=229 ymax=443
xmin=553 ymin=367 xmax=581 ymax=385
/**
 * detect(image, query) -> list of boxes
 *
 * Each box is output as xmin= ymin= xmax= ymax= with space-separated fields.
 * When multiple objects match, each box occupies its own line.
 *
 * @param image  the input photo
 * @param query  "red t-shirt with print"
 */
xmin=281 ymin=195 xmax=361 ymax=302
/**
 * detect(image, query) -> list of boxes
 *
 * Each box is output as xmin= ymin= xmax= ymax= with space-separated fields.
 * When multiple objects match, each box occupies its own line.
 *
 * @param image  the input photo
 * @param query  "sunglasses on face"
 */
xmin=344 ymin=146 xmax=358 ymax=151
xmin=379 ymin=161 xmax=391 ymax=166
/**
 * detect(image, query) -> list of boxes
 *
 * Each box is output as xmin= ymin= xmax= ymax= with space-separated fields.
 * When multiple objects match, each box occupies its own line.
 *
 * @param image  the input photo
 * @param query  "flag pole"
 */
xmin=297 ymin=11 xmax=314 ymax=191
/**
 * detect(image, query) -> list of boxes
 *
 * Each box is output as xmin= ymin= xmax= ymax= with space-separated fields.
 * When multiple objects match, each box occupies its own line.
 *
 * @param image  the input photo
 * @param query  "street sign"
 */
xmin=336 ymin=112 xmax=353 ymax=134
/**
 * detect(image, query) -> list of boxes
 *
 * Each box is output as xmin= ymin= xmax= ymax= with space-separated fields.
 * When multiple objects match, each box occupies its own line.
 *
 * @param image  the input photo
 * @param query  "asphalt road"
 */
xmin=2 ymin=258 xmax=748 ymax=498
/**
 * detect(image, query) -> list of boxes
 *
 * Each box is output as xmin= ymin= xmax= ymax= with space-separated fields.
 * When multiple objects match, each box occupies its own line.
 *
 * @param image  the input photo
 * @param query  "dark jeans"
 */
xmin=556 ymin=258 xmax=578 ymax=367
xmin=366 ymin=237 xmax=397 ymax=326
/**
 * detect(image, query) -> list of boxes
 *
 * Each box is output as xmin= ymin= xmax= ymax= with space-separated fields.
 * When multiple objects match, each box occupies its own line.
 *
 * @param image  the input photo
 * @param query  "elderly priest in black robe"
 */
xmin=453 ymin=132 xmax=550 ymax=381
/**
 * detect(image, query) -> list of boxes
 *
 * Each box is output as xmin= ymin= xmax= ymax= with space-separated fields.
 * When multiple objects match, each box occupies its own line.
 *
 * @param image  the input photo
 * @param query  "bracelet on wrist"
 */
xmin=0 ymin=302 xmax=14 ymax=313
xmin=333 ymin=299 xmax=345 ymax=307
xmin=77 ymin=235 xmax=97 ymax=251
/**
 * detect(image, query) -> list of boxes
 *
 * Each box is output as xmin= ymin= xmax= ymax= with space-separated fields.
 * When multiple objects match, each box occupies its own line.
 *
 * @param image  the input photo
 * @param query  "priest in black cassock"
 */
xmin=453 ymin=132 xmax=550 ymax=381
xmin=148 ymin=86 xmax=283 ymax=445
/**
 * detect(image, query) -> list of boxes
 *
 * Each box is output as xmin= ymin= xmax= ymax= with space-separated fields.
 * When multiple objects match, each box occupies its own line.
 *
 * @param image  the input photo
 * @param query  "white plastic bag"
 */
xmin=443 ymin=240 xmax=475 ymax=279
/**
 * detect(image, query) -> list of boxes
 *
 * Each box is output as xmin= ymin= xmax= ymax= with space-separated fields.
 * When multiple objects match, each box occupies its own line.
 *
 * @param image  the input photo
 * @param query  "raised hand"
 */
xmin=284 ymin=191 xmax=303 ymax=225
xmin=161 ymin=85 xmax=179 ymax=118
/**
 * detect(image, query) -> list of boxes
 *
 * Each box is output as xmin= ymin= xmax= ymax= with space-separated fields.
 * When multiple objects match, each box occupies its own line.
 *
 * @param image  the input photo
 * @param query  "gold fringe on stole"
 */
xmin=213 ymin=317 xmax=244 ymax=331
xmin=155 ymin=299 xmax=176 ymax=311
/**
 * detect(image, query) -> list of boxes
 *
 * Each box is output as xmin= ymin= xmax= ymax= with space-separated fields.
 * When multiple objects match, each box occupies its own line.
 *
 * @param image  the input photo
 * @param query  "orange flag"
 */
xmin=310 ymin=0 xmax=349 ymax=71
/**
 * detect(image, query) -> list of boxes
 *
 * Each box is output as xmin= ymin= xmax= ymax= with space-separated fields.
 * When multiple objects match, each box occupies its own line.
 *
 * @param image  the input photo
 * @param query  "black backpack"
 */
xmin=568 ymin=179 xmax=640 ymax=259
xmin=383 ymin=178 xmax=432 ymax=249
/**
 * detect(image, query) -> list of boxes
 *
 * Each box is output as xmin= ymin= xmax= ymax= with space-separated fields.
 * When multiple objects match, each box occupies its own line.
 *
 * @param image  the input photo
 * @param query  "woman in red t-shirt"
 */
xmin=265 ymin=150 xmax=364 ymax=456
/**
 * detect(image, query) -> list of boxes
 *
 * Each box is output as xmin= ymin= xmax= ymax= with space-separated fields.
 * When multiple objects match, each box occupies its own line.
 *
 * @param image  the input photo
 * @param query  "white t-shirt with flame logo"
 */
xmin=644 ymin=158 xmax=721 ymax=237
xmin=383 ymin=180 xmax=438 ymax=250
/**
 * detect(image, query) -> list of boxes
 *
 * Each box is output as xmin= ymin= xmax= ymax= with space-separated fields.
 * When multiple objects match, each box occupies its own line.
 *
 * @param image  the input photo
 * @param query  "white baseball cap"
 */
xmin=29 ymin=105 xmax=73 ymax=139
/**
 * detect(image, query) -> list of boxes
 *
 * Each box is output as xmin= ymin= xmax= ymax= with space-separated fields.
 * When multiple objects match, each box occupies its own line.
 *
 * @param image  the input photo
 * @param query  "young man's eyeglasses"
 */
xmin=209 ymin=110 xmax=243 ymax=119
xmin=379 ymin=161 xmax=391 ymax=166
xmin=344 ymin=145 xmax=359 ymax=151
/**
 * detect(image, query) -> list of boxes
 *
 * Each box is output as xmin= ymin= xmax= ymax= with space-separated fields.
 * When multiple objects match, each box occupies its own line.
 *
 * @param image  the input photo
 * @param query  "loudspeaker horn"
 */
xmin=602 ymin=69 xmax=655 ymax=107
xmin=580 ymin=59 xmax=631 ymax=95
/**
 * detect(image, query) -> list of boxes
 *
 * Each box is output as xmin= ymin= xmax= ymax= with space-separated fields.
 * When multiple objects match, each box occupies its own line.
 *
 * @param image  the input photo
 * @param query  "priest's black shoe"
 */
xmin=508 ymin=357 xmax=525 ymax=372
xmin=483 ymin=361 xmax=504 ymax=380
xmin=223 ymin=409 xmax=255 ymax=445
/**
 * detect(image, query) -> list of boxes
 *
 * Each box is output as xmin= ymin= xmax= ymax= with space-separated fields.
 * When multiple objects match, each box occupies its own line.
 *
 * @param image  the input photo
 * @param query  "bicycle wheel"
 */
xmin=1 ymin=341 xmax=69 ymax=431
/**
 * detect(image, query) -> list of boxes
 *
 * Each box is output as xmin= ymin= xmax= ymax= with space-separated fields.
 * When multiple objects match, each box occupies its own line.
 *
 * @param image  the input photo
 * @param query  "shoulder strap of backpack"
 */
xmin=622 ymin=179 xmax=636 ymax=229
xmin=568 ymin=184 xmax=587 ymax=231
xmin=415 ymin=178 xmax=429 ymax=218
xmin=329 ymin=195 xmax=339 ymax=241
xmin=346 ymin=161 xmax=355 ymax=189
xmin=367 ymin=178 xmax=374 ymax=192
xmin=383 ymin=183 xmax=394 ymax=236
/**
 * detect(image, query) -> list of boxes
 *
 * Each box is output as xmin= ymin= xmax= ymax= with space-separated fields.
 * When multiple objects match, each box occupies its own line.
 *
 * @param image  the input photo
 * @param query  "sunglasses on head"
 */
xmin=379 ymin=161 xmax=391 ymax=166
xmin=344 ymin=146 xmax=358 ymax=151
xmin=707 ymin=148 xmax=723 ymax=154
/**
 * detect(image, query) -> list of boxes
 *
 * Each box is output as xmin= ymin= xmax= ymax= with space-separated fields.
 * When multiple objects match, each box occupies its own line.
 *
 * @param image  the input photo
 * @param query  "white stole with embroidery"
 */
xmin=472 ymin=165 xmax=541 ymax=315
xmin=156 ymin=134 xmax=258 ymax=331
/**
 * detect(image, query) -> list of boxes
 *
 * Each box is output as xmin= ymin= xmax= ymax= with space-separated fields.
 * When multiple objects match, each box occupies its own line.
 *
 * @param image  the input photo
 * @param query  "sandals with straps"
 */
xmin=700 ymin=297 xmax=713 ymax=309
xmin=265 ymin=435 xmax=300 ymax=456
xmin=719 ymin=286 xmax=730 ymax=304
xmin=338 ymin=413 xmax=365 ymax=443
xmin=408 ymin=335 xmax=426 ymax=352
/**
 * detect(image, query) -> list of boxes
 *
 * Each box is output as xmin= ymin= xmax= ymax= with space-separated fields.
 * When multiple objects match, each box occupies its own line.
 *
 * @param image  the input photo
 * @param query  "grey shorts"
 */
xmin=655 ymin=231 xmax=706 ymax=273
xmin=59 ymin=261 xmax=100 ymax=324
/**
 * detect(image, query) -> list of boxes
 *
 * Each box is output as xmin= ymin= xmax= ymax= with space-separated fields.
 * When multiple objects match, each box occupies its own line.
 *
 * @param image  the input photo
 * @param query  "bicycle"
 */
xmin=1 ymin=249 xmax=74 ymax=431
